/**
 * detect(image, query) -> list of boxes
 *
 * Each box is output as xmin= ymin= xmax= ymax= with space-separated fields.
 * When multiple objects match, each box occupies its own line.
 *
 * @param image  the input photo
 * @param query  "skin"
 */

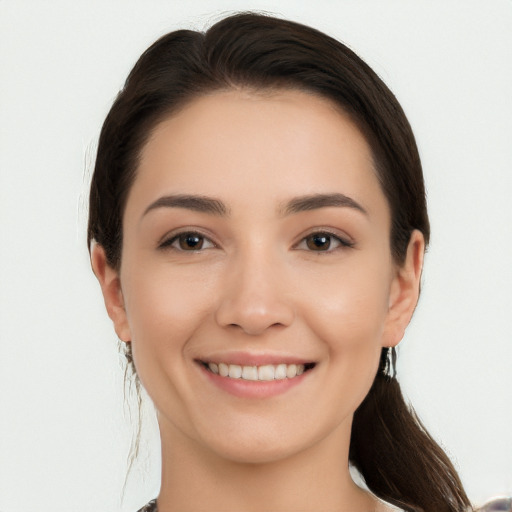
xmin=92 ymin=89 xmax=424 ymax=512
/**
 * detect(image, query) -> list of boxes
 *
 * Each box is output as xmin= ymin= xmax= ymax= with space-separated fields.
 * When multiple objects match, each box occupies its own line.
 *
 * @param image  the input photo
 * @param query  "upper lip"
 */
xmin=196 ymin=351 xmax=316 ymax=367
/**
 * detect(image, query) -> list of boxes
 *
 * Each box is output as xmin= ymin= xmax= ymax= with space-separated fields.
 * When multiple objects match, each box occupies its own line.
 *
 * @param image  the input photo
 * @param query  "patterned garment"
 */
xmin=134 ymin=497 xmax=409 ymax=511
xmin=137 ymin=499 xmax=157 ymax=512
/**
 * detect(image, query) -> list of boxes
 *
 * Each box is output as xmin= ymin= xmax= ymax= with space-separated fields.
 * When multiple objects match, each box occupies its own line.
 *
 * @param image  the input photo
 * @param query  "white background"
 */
xmin=1 ymin=1 xmax=511 ymax=511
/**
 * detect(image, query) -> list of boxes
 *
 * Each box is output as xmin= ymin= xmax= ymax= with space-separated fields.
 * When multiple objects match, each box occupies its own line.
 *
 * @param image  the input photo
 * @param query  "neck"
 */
xmin=156 ymin=415 xmax=378 ymax=512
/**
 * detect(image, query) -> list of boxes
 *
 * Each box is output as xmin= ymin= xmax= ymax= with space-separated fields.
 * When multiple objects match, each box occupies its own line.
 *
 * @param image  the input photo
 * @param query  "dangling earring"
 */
xmin=383 ymin=346 xmax=397 ymax=379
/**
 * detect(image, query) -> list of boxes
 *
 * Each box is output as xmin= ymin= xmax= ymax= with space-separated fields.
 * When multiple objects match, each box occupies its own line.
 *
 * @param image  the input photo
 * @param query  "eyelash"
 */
xmin=158 ymin=230 xmax=354 ymax=253
xmin=295 ymin=230 xmax=354 ymax=253
xmin=159 ymin=231 xmax=216 ymax=251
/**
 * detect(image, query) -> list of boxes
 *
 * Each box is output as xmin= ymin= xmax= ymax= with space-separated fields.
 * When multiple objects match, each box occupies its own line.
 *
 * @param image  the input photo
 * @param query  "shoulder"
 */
xmin=136 ymin=499 xmax=157 ymax=512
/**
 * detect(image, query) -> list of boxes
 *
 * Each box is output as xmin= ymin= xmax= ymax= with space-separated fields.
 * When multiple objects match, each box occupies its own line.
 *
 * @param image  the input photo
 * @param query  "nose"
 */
xmin=215 ymin=248 xmax=295 ymax=336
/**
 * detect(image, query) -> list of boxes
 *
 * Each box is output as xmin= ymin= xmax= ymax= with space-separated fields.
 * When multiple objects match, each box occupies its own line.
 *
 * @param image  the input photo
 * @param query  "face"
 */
xmin=95 ymin=89 xmax=422 ymax=464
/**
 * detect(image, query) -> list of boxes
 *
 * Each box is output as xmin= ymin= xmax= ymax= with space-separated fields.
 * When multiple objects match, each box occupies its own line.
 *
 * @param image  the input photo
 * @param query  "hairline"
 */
xmin=111 ymin=84 xmax=395 ymax=270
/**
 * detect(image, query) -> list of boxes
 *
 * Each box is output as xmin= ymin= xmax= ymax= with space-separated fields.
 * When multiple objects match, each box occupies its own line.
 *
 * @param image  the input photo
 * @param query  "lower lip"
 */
xmin=198 ymin=364 xmax=311 ymax=398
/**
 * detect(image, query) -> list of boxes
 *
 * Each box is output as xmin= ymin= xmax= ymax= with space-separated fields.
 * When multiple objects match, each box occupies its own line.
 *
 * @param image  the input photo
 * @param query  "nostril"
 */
xmin=215 ymin=284 xmax=295 ymax=335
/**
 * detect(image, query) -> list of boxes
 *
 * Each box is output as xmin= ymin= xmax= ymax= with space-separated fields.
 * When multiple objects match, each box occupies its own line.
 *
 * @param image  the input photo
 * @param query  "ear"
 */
xmin=382 ymin=230 xmax=425 ymax=348
xmin=90 ymin=242 xmax=131 ymax=343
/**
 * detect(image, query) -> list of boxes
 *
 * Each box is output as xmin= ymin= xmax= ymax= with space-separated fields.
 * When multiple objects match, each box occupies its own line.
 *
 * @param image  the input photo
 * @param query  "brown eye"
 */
xmin=296 ymin=231 xmax=353 ymax=253
xmin=305 ymin=233 xmax=333 ymax=251
xmin=161 ymin=232 xmax=215 ymax=251
xmin=178 ymin=233 xmax=204 ymax=250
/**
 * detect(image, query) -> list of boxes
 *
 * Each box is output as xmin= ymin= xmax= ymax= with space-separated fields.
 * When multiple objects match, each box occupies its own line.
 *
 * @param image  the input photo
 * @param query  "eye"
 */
xmin=160 ymin=231 xmax=215 ymax=251
xmin=296 ymin=231 xmax=353 ymax=252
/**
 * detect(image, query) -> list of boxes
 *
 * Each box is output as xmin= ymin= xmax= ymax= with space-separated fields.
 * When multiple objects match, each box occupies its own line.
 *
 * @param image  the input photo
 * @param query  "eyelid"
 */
xmin=156 ymin=227 xmax=353 ymax=252
xmin=157 ymin=228 xmax=217 ymax=251
xmin=294 ymin=228 xmax=355 ymax=252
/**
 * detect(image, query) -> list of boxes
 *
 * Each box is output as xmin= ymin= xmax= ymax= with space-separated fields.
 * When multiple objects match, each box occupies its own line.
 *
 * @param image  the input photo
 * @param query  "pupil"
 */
xmin=308 ymin=234 xmax=330 ymax=250
xmin=180 ymin=234 xmax=202 ymax=250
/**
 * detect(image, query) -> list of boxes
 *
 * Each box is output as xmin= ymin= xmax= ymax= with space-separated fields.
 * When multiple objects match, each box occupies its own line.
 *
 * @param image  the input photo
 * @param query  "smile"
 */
xmin=196 ymin=358 xmax=317 ymax=398
xmin=202 ymin=362 xmax=316 ymax=381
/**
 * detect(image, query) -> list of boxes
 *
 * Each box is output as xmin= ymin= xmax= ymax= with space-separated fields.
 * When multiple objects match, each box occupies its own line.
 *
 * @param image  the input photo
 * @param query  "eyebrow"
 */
xmin=142 ymin=192 xmax=367 ymax=219
xmin=280 ymin=193 xmax=368 ymax=216
xmin=142 ymin=194 xmax=229 ymax=218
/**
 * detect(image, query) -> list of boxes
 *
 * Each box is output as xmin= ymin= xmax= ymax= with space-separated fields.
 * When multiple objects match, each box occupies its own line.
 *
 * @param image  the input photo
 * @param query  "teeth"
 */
xmin=218 ymin=363 xmax=229 ymax=377
xmin=275 ymin=364 xmax=287 ymax=379
xmin=286 ymin=364 xmax=297 ymax=378
xmin=207 ymin=362 xmax=308 ymax=380
xmin=242 ymin=366 xmax=258 ymax=381
xmin=229 ymin=364 xmax=242 ymax=379
xmin=258 ymin=365 xmax=275 ymax=381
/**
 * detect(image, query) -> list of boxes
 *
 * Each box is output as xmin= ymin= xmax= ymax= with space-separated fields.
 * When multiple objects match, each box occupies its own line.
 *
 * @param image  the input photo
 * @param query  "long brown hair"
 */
xmin=88 ymin=12 xmax=472 ymax=512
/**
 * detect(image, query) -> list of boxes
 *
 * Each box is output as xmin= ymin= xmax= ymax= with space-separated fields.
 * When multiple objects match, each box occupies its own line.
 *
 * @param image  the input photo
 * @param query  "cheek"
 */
xmin=300 ymin=275 xmax=389 ymax=411
xmin=281 ymin=265 xmax=390 ymax=429
xmin=121 ymin=262 xmax=219 ymax=369
xmin=297 ymin=258 xmax=392 ymax=352
xmin=119 ymin=264 xmax=220 ymax=421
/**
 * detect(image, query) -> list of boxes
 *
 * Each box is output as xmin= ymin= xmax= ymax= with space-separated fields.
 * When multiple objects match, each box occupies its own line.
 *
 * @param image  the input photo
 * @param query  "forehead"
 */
xmin=126 ymin=89 xmax=389 ymax=223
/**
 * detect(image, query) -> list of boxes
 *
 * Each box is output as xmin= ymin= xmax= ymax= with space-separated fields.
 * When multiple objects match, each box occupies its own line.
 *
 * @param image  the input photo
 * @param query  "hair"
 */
xmin=88 ymin=12 xmax=472 ymax=512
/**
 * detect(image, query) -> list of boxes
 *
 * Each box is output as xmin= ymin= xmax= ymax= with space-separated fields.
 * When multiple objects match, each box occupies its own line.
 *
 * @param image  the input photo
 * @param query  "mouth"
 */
xmin=197 ymin=360 xmax=317 ymax=381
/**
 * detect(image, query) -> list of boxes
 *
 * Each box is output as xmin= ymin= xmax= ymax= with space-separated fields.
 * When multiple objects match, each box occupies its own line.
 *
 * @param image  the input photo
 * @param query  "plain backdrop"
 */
xmin=1 ymin=1 xmax=511 ymax=511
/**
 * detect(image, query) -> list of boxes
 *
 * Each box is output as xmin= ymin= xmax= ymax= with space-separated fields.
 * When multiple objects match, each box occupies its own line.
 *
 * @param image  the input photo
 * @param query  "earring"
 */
xmin=383 ymin=346 xmax=397 ymax=379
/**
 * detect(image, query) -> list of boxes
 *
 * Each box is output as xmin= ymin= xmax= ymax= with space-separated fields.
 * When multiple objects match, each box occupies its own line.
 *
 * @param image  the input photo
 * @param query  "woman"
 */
xmin=88 ymin=12 xmax=473 ymax=512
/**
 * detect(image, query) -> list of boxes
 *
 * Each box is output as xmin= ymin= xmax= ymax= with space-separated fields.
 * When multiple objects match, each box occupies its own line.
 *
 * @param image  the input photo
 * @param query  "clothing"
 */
xmin=136 ymin=498 xmax=403 ymax=511
xmin=137 ymin=499 xmax=157 ymax=512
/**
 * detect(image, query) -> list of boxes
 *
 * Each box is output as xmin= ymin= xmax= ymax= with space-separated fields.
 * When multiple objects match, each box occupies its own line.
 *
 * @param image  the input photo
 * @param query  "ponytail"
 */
xmin=349 ymin=348 xmax=473 ymax=512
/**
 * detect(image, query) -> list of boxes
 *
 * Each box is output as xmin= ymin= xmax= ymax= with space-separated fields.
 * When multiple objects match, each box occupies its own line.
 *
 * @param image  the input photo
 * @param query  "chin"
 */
xmin=207 ymin=436 xmax=306 ymax=465
xmin=191 ymin=413 xmax=339 ymax=467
